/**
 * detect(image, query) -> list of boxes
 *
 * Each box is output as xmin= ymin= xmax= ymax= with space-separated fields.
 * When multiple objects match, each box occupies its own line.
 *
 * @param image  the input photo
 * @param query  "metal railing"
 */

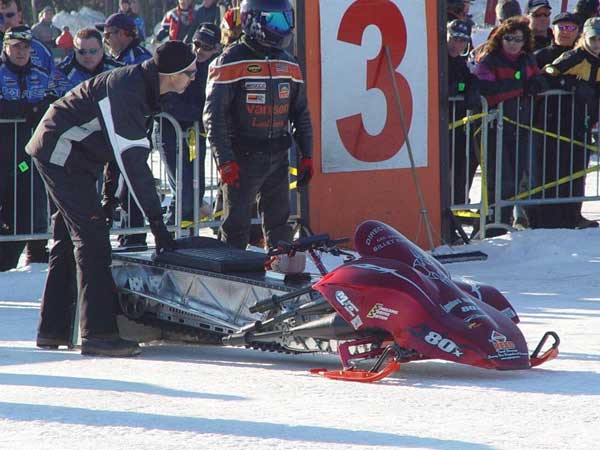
xmin=1 ymin=112 xmax=305 ymax=246
xmin=449 ymin=90 xmax=600 ymax=237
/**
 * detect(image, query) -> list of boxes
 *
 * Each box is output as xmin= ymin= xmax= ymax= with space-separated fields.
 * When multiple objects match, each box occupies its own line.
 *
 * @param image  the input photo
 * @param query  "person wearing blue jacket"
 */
xmin=57 ymin=27 xmax=123 ymax=92
xmin=0 ymin=0 xmax=54 ymax=73
xmin=96 ymin=13 xmax=151 ymax=65
xmin=0 ymin=26 xmax=58 ymax=270
xmin=158 ymin=23 xmax=221 ymax=226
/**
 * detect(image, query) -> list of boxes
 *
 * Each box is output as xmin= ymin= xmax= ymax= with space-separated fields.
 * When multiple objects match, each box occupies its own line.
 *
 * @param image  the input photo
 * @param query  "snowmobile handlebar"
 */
xmin=269 ymin=234 xmax=350 ymax=256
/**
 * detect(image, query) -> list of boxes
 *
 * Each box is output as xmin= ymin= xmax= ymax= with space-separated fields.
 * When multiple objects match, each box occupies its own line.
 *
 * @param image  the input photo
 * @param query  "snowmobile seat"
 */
xmin=152 ymin=236 xmax=269 ymax=273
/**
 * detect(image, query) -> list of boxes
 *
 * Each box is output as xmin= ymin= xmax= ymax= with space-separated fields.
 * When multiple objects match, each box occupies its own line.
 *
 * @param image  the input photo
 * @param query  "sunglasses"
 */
xmin=503 ymin=35 xmax=525 ymax=43
xmin=103 ymin=30 xmax=119 ymax=38
xmin=557 ymin=24 xmax=578 ymax=32
xmin=76 ymin=48 xmax=100 ymax=55
xmin=193 ymin=41 xmax=216 ymax=51
xmin=0 ymin=11 xmax=17 ymax=19
xmin=532 ymin=12 xmax=551 ymax=18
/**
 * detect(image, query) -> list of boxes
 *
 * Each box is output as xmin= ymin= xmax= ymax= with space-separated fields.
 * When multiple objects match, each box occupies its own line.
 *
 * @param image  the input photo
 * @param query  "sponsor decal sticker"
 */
xmin=274 ymin=62 xmax=288 ymax=73
xmin=246 ymin=93 xmax=266 ymax=104
xmin=424 ymin=330 xmax=463 ymax=357
xmin=366 ymin=303 xmax=398 ymax=320
xmin=278 ymin=82 xmax=290 ymax=99
xmin=247 ymin=64 xmax=262 ymax=73
xmin=245 ymin=81 xmax=267 ymax=91
xmin=334 ymin=290 xmax=359 ymax=317
xmin=489 ymin=330 xmax=522 ymax=360
xmin=350 ymin=316 xmax=363 ymax=330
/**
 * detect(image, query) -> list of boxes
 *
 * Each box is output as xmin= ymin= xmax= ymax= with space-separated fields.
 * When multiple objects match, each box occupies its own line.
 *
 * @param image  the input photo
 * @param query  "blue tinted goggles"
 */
xmin=261 ymin=10 xmax=294 ymax=33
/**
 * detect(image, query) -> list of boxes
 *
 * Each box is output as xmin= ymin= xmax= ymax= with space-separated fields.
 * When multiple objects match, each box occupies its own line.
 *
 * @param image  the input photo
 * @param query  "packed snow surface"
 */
xmin=1 ymin=228 xmax=599 ymax=449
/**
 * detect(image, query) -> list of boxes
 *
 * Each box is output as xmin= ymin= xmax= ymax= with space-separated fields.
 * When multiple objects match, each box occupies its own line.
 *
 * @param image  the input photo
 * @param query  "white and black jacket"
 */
xmin=25 ymin=60 xmax=163 ymax=221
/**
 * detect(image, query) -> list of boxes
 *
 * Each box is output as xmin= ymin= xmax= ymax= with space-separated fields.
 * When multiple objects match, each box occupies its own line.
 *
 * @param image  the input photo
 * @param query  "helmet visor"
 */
xmin=261 ymin=10 xmax=294 ymax=33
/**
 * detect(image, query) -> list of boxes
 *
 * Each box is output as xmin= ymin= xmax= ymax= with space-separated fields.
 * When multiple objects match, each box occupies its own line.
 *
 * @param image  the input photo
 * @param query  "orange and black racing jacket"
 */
xmin=203 ymin=36 xmax=313 ymax=166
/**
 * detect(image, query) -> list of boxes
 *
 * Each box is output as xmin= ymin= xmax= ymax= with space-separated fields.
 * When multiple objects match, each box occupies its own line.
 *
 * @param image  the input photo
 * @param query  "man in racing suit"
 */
xmin=203 ymin=0 xmax=313 ymax=250
xmin=26 ymin=41 xmax=197 ymax=357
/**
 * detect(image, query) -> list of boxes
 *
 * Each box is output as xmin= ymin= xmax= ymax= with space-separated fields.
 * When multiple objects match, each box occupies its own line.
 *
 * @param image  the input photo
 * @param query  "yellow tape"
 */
xmin=448 ymin=112 xmax=488 ymax=131
xmin=502 ymin=116 xmax=600 ymax=153
xmin=452 ymin=210 xmax=481 ymax=219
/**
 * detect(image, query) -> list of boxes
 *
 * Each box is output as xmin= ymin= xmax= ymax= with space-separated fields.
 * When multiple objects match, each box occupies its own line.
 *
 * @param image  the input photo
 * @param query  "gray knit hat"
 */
xmin=496 ymin=0 xmax=522 ymax=22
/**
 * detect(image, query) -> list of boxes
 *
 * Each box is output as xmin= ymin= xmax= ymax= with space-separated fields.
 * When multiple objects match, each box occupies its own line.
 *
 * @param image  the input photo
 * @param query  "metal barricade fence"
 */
xmin=449 ymin=90 xmax=600 ymax=237
xmin=1 ymin=112 xmax=306 ymax=248
xmin=0 ymin=117 xmax=50 ymax=243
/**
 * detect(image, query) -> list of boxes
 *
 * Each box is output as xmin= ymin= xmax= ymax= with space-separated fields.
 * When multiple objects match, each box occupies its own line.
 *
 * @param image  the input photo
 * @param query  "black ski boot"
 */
xmin=81 ymin=337 xmax=141 ymax=357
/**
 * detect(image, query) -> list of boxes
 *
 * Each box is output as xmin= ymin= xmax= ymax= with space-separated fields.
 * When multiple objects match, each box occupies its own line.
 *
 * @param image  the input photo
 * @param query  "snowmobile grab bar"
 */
xmin=530 ymin=331 xmax=560 ymax=367
xmin=269 ymin=235 xmax=350 ymax=256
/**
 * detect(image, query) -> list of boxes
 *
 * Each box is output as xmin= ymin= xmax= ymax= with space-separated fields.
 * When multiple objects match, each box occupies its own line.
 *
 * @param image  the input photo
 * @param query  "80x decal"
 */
xmin=424 ymin=331 xmax=463 ymax=358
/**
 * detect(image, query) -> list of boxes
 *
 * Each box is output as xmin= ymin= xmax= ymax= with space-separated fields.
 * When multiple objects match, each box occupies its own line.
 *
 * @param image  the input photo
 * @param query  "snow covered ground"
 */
xmin=1 ymin=226 xmax=600 ymax=450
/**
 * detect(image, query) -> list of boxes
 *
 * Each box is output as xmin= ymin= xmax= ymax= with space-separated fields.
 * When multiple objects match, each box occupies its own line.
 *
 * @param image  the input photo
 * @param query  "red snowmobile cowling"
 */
xmin=311 ymin=220 xmax=559 ymax=380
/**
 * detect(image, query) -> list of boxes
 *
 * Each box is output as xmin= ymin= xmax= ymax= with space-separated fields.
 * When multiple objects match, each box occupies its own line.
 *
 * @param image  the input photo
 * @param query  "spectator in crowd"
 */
xmin=56 ymin=27 xmax=123 ymax=92
xmin=447 ymin=0 xmax=470 ymax=22
xmin=157 ymin=23 xmax=221 ymax=228
xmin=574 ymin=0 xmax=599 ymax=26
xmin=533 ymin=12 xmax=582 ymax=229
xmin=204 ymin=0 xmax=313 ymax=251
xmin=541 ymin=17 xmax=600 ymax=229
xmin=447 ymin=19 xmax=480 ymax=209
xmin=118 ymin=0 xmax=145 ymax=41
xmin=196 ymin=0 xmax=220 ymax=25
xmin=220 ymin=6 xmax=242 ymax=45
xmin=0 ymin=26 xmax=57 ymax=271
xmin=96 ymin=13 xmax=151 ymax=65
xmin=96 ymin=13 xmax=152 ymax=249
xmin=54 ymin=25 xmax=73 ymax=57
xmin=475 ymin=17 xmax=546 ymax=231
xmin=31 ymin=5 xmax=60 ymax=50
xmin=527 ymin=0 xmax=554 ymax=50
xmin=130 ymin=0 xmax=146 ymax=41
xmin=496 ymin=0 xmax=522 ymax=24
xmin=536 ymin=12 xmax=581 ymax=67
xmin=27 ymin=41 xmax=196 ymax=357
xmin=0 ymin=0 xmax=54 ymax=73
xmin=155 ymin=0 xmax=199 ymax=44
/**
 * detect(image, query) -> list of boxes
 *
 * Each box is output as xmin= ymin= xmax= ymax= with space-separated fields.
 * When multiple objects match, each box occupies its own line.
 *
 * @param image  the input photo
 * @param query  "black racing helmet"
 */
xmin=240 ymin=0 xmax=294 ymax=49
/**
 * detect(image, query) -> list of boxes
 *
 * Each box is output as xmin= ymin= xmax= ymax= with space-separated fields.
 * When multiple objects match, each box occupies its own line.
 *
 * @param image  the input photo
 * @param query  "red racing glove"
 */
xmin=297 ymin=157 xmax=313 ymax=187
xmin=218 ymin=160 xmax=240 ymax=187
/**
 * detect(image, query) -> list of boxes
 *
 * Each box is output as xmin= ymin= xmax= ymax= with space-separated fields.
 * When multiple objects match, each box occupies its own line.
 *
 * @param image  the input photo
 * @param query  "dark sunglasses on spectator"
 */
xmin=503 ymin=35 xmax=525 ymax=43
xmin=532 ymin=12 xmax=551 ymax=18
xmin=193 ymin=41 xmax=216 ymax=51
xmin=76 ymin=48 xmax=100 ymax=55
xmin=557 ymin=24 xmax=578 ymax=32
xmin=0 ymin=11 xmax=17 ymax=19
xmin=103 ymin=30 xmax=118 ymax=38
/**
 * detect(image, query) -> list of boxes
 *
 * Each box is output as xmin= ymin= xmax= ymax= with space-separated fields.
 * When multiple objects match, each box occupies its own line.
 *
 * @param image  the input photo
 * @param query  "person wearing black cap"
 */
xmin=527 ymin=0 xmax=554 ymax=50
xmin=447 ymin=19 xmax=480 ymax=209
xmin=96 ymin=12 xmax=151 ymax=65
xmin=539 ymin=17 xmax=600 ymax=229
xmin=535 ymin=12 xmax=581 ymax=68
xmin=0 ymin=25 xmax=57 ymax=271
xmin=159 ymin=23 xmax=222 ymax=226
xmin=531 ymin=13 xmax=582 ymax=228
xmin=204 ymin=0 xmax=313 ymax=251
xmin=25 ymin=41 xmax=197 ymax=357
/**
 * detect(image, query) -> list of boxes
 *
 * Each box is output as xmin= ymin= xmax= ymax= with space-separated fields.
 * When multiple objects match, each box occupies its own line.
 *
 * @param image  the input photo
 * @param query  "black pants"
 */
xmin=221 ymin=148 xmax=291 ymax=249
xmin=34 ymin=159 xmax=118 ymax=340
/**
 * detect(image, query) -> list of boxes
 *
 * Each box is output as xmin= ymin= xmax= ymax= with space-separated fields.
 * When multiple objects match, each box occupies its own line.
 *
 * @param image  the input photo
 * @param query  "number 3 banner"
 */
xmin=320 ymin=0 xmax=428 ymax=173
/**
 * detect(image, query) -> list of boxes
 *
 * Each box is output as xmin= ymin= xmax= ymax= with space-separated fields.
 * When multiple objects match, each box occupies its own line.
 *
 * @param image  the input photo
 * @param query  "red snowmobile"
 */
xmin=112 ymin=220 xmax=559 ymax=383
xmin=224 ymin=220 xmax=559 ymax=382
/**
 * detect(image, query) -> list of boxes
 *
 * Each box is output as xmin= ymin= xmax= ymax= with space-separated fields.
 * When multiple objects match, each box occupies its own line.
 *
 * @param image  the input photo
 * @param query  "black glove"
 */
xmin=526 ymin=76 xmax=548 ymax=96
xmin=149 ymin=218 xmax=175 ymax=254
xmin=0 ymin=221 xmax=10 ymax=236
xmin=575 ymin=81 xmax=597 ymax=108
